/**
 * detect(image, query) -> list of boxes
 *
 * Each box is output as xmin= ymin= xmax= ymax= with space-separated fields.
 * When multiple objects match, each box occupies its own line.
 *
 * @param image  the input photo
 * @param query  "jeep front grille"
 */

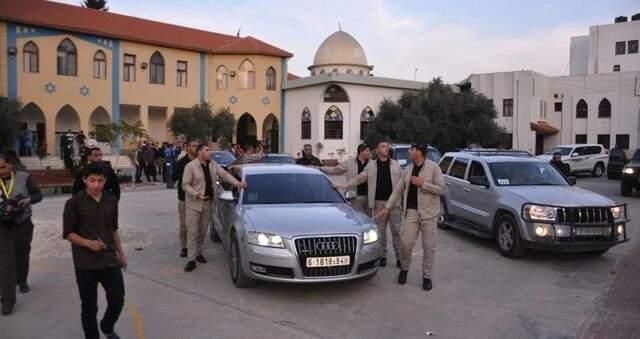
xmin=556 ymin=207 xmax=611 ymax=224
xmin=294 ymin=236 xmax=357 ymax=278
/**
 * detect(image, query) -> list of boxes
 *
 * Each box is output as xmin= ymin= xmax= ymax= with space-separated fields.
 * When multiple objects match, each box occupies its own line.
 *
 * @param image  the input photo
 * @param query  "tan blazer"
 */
xmin=182 ymin=158 xmax=239 ymax=212
xmin=320 ymin=157 xmax=368 ymax=190
xmin=344 ymin=159 xmax=403 ymax=209
xmin=386 ymin=160 xmax=445 ymax=219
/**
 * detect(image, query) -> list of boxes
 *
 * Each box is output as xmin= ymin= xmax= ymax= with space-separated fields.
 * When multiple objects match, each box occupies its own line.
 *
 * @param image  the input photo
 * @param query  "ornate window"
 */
xmin=123 ymin=54 xmax=135 ymax=82
xmin=576 ymin=99 xmax=588 ymax=118
xmin=324 ymin=106 xmax=343 ymax=139
xmin=57 ymin=38 xmax=77 ymax=76
xmin=360 ymin=107 xmax=374 ymax=139
xmin=93 ymin=50 xmax=106 ymax=79
xmin=23 ymin=41 xmax=38 ymax=73
xmin=238 ymin=59 xmax=256 ymax=89
xmin=266 ymin=67 xmax=276 ymax=90
xmin=332 ymin=68 xmax=339 ymax=74
xmin=216 ymin=66 xmax=228 ymax=90
xmin=323 ymin=85 xmax=349 ymax=102
xmin=177 ymin=61 xmax=187 ymax=87
xmin=598 ymin=98 xmax=611 ymax=118
xmin=346 ymin=69 xmax=353 ymax=74
xmin=149 ymin=51 xmax=165 ymax=84
xmin=301 ymin=107 xmax=311 ymax=139
xmin=320 ymin=69 xmax=326 ymax=75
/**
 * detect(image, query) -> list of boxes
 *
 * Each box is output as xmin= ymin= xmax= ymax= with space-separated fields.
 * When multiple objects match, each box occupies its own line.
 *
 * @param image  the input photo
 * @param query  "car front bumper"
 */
xmin=242 ymin=239 xmax=382 ymax=283
xmin=521 ymin=219 xmax=629 ymax=252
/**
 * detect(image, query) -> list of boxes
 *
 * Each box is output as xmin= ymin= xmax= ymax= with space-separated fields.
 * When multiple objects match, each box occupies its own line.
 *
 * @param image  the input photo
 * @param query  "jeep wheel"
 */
xmin=437 ymin=199 xmax=451 ymax=230
xmin=229 ymin=234 xmax=255 ymax=288
xmin=592 ymin=163 xmax=605 ymax=177
xmin=210 ymin=223 xmax=222 ymax=243
xmin=621 ymin=182 xmax=632 ymax=197
xmin=495 ymin=214 xmax=526 ymax=258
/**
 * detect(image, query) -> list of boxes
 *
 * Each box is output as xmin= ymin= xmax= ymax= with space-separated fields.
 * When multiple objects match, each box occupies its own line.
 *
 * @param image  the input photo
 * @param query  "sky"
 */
xmin=55 ymin=0 xmax=639 ymax=82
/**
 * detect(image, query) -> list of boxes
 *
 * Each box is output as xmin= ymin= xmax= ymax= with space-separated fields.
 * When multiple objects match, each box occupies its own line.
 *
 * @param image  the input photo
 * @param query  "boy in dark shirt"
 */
xmin=63 ymin=162 xmax=127 ymax=339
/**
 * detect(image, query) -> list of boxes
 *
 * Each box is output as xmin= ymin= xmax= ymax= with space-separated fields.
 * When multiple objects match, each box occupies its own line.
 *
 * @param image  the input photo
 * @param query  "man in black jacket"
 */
xmin=550 ymin=152 xmax=571 ymax=177
xmin=295 ymin=144 xmax=322 ymax=166
xmin=72 ymin=147 xmax=121 ymax=201
xmin=171 ymin=139 xmax=199 ymax=257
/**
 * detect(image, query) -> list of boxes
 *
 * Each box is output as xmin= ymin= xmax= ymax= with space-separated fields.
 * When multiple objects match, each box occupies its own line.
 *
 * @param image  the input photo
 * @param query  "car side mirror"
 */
xmin=469 ymin=176 xmax=490 ymax=188
xmin=571 ymin=152 xmax=579 ymax=157
xmin=344 ymin=190 xmax=357 ymax=201
xmin=220 ymin=190 xmax=237 ymax=202
xmin=567 ymin=176 xmax=577 ymax=186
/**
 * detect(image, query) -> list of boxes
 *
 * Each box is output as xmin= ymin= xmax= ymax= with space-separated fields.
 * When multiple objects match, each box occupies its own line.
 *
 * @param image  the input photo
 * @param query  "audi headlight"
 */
xmin=363 ymin=228 xmax=379 ymax=244
xmin=247 ymin=232 xmax=284 ymax=248
xmin=610 ymin=205 xmax=625 ymax=220
xmin=623 ymin=167 xmax=634 ymax=175
xmin=523 ymin=204 xmax=557 ymax=222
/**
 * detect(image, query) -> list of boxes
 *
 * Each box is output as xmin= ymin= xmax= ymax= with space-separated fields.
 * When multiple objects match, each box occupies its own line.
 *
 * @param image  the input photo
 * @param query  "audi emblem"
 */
xmin=316 ymin=241 xmax=341 ymax=251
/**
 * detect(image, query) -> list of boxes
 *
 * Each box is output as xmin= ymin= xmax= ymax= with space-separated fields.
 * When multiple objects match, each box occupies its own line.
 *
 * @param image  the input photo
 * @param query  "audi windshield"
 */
xmin=489 ymin=162 xmax=569 ymax=186
xmin=242 ymin=173 xmax=344 ymax=204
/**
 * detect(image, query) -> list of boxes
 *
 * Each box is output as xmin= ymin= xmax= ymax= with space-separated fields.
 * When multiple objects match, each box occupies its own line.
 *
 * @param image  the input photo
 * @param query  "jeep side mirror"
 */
xmin=344 ymin=190 xmax=357 ymax=200
xmin=220 ymin=190 xmax=237 ymax=202
xmin=469 ymin=176 xmax=490 ymax=188
xmin=567 ymin=176 xmax=577 ymax=186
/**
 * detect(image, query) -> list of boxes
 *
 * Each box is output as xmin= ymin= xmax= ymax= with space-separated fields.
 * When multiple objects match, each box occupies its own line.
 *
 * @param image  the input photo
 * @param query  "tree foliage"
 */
xmin=363 ymin=78 xmax=507 ymax=152
xmin=168 ymin=102 xmax=236 ymax=143
xmin=0 ymin=97 xmax=22 ymax=150
xmin=82 ymin=0 xmax=108 ymax=11
xmin=110 ymin=120 xmax=148 ymax=142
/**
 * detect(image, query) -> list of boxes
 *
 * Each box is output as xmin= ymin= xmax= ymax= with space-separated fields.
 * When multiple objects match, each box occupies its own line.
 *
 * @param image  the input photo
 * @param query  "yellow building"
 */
xmin=0 ymin=0 xmax=292 ymax=155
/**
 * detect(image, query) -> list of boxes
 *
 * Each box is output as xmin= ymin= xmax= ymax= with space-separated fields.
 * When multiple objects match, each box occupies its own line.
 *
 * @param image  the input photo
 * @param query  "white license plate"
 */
xmin=576 ymin=227 xmax=604 ymax=236
xmin=306 ymin=256 xmax=350 ymax=268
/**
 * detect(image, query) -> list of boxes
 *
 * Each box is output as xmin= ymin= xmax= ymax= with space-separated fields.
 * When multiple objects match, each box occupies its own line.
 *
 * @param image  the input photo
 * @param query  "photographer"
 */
xmin=0 ymin=152 xmax=42 ymax=316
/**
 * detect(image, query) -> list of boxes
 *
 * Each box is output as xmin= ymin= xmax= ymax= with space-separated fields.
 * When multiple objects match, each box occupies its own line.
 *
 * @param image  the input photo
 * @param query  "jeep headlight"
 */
xmin=247 ymin=232 xmax=285 ymax=248
xmin=523 ymin=204 xmax=557 ymax=222
xmin=363 ymin=228 xmax=379 ymax=244
xmin=610 ymin=205 xmax=625 ymax=220
xmin=623 ymin=167 xmax=634 ymax=175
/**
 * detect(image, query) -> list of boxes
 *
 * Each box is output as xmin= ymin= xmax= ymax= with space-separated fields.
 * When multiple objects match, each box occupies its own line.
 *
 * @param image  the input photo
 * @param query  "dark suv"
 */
xmin=620 ymin=149 xmax=640 ymax=196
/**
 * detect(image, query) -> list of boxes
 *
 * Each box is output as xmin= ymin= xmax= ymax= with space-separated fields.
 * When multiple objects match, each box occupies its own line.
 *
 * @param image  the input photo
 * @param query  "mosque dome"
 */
xmin=309 ymin=30 xmax=372 ymax=74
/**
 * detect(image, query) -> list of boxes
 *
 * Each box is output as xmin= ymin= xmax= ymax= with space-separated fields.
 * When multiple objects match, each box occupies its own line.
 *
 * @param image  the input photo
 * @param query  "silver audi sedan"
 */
xmin=210 ymin=164 xmax=382 ymax=287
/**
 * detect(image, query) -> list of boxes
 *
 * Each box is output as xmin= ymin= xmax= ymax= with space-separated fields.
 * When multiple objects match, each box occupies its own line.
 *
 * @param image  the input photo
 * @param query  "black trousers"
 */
xmin=75 ymin=266 xmax=125 ymax=339
xmin=0 ymin=223 xmax=16 ymax=306
xmin=144 ymin=163 xmax=157 ymax=181
xmin=15 ymin=220 xmax=34 ymax=286
xmin=135 ymin=165 xmax=143 ymax=182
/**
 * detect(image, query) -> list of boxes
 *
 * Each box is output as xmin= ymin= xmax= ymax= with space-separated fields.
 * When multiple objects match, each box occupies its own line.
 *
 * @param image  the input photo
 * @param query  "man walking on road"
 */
xmin=181 ymin=144 xmax=246 ymax=272
xmin=0 ymin=152 xmax=42 ymax=315
xmin=72 ymin=147 xmax=121 ymax=201
xmin=172 ymin=139 xmax=198 ymax=258
xmin=335 ymin=141 xmax=403 ymax=267
xmin=318 ymin=143 xmax=370 ymax=215
xmin=63 ymin=163 xmax=127 ymax=339
xmin=377 ymin=144 xmax=445 ymax=291
xmin=296 ymin=144 xmax=323 ymax=166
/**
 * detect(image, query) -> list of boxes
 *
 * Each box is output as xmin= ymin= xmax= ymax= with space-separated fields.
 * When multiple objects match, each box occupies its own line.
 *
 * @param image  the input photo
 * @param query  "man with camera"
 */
xmin=0 ymin=152 xmax=42 ymax=315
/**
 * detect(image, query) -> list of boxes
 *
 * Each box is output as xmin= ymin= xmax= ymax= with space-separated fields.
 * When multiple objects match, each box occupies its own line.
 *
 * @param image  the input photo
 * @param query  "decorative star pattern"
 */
xmin=80 ymin=85 xmax=90 ymax=96
xmin=229 ymin=96 xmax=238 ymax=104
xmin=261 ymin=96 xmax=271 ymax=105
xmin=44 ymin=82 xmax=56 ymax=94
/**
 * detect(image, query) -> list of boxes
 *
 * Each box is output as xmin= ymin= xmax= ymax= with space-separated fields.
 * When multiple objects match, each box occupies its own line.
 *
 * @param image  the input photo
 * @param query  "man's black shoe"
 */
xmin=1 ymin=303 xmax=13 ymax=315
xmin=18 ymin=282 xmax=29 ymax=294
xmin=180 ymin=248 xmax=187 ymax=258
xmin=102 ymin=331 xmax=121 ymax=339
xmin=379 ymin=257 xmax=387 ymax=267
xmin=195 ymin=255 xmax=208 ymax=264
xmin=184 ymin=261 xmax=196 ymax=272
xmin=423 ymin=278 xmax=432 ymax=291
xmin=398 ymin=270 xmax=408 ymax=285
xmin=396 ymin=260 xmax=402 ymax=268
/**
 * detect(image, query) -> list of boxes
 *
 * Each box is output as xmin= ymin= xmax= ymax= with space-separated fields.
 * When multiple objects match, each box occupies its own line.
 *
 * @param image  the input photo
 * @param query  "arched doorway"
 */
xmin=55 ymin=105 xmax=81 ymax=156
xmin=236 ymin=113 xmax=257 ymax=147
xmin=19 ymin=102 xmax=46 ymax=155
xmin=262 ymin=113 xmax=279 ymax=152
xmin=89 ymin=106 xmax=112 ymax=142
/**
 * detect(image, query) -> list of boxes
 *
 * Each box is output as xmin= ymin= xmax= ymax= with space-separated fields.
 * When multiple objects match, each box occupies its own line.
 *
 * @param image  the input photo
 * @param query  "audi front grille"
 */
xmin=294 ymin=236 xmax=358 ymax=278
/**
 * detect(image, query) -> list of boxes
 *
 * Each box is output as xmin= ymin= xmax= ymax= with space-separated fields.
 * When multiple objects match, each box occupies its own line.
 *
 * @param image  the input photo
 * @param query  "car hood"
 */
xmin=502 ymin=186 xmax=614 ymax=207
xmin=625 ymin=160 xmax=640 ymax=167
xmin=242 ymin=203 xmax=374 ymax=238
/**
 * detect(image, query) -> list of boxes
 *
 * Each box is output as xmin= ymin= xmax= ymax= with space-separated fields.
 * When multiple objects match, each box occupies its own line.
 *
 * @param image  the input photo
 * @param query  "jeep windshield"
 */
xmin=489 ymin=162 xmax=569 ymax=186
xmin=546 ymin=147 xmax=573 ymax=156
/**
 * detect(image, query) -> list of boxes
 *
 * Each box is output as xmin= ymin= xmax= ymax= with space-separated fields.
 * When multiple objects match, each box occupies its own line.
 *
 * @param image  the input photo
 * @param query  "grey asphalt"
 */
xmin=1 ymin=176 xmax=638 ymax=339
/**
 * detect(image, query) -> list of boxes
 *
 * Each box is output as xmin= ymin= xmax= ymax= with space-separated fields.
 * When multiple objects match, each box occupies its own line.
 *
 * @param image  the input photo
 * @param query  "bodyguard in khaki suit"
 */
xmin=182 ymin=144 xmax=246 ymax=272
xmin=336 ymin=141 xmax=403 ymax=267
xmin=378 ymin=144 xmax=445 ymax=291
xmin=318 ymin=143 xmax=370 ymax=215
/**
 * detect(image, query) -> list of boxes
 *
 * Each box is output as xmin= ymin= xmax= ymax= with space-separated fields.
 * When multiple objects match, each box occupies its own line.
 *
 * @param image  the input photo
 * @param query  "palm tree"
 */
xmin=81 ymin=0 xmax=109 ymax=11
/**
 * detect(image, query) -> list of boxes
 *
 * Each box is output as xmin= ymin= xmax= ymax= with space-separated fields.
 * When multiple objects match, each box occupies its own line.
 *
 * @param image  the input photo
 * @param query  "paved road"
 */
xmin=1 ymin=176 xmax=638 ymax=338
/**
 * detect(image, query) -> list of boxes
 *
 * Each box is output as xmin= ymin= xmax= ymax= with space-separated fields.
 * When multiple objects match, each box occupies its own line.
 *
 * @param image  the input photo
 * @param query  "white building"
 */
xmin=459 ymin=14 xmax=640 ymax=156
xmin=283 ymin=30 xmax=427 ymax=159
